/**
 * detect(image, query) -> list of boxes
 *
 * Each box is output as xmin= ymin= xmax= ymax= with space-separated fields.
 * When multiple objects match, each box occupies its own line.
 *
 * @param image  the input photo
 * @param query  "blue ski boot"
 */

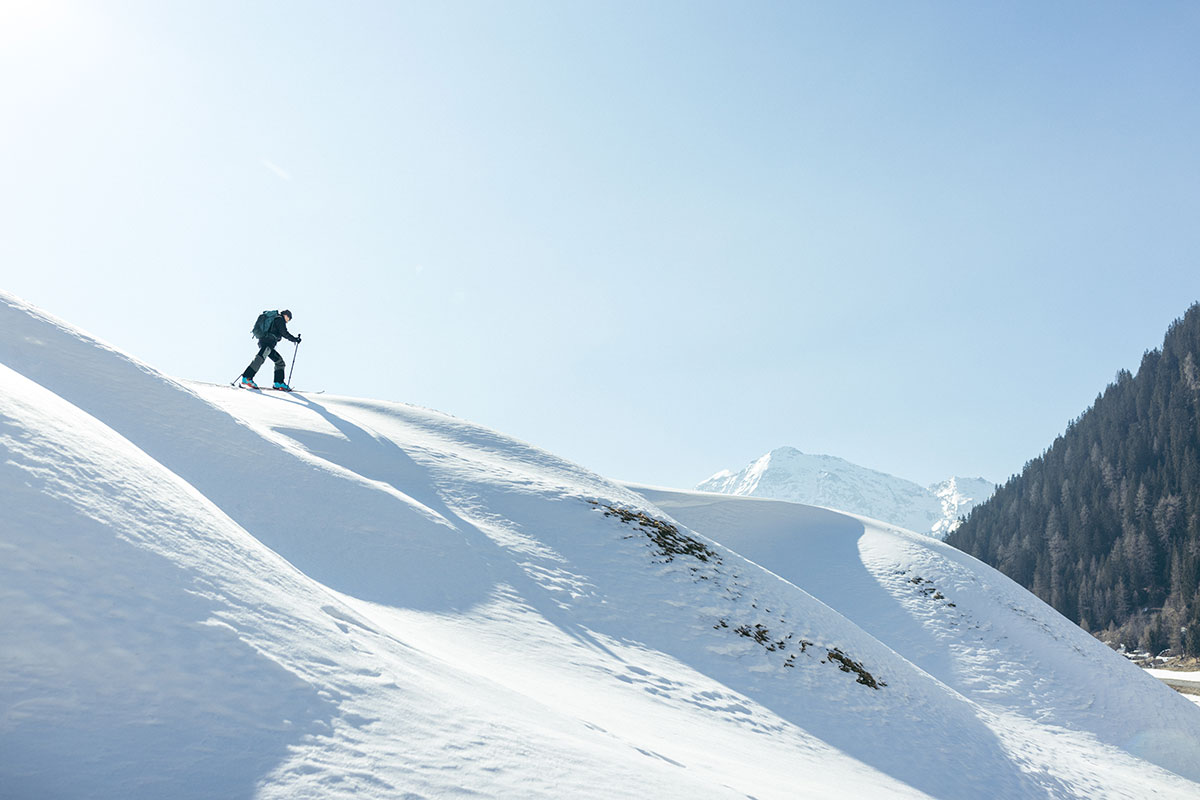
xmin=240 ymin=376 xmax=259 ymax=389
xmin=273 ymin=382 xmax=292 ymax=392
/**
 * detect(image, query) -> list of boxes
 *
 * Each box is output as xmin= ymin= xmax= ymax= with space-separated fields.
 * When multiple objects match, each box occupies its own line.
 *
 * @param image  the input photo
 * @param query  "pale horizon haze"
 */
xmin=3 ymin=1 xmax=1199 ymax=490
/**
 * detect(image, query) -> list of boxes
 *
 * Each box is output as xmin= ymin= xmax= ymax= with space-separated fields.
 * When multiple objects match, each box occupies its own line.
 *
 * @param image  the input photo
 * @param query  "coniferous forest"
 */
xmin=948 ymin=304 xmax=1200 ymax=657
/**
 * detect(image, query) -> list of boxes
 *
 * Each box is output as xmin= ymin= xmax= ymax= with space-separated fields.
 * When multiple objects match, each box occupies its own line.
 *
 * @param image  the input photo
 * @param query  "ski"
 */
xmin=265 ymin=387 xmax=325 ymax=394
xmin=221 ymin=379 xmax=322 ymax=394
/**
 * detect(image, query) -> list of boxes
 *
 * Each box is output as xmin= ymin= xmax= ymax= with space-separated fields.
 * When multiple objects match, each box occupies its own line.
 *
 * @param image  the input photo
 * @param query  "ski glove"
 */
xmin=295 ymin=334 xmax=302 ymax=343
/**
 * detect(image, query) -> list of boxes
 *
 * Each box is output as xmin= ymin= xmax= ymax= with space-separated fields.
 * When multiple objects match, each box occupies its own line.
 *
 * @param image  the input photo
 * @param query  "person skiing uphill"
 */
xmin=240 ymin=309 xmax=301 ymax=391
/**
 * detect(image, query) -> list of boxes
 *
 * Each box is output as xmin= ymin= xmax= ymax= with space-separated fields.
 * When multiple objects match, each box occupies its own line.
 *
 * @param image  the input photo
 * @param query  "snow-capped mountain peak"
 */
xmin=930 ymin=475 xmax=997 ymax=536
xmin=698 ymin=447 xmax=995 ymax=538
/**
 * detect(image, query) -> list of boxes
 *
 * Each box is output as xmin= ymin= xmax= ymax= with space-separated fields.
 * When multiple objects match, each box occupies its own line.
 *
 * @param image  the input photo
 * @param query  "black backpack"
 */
xmin=251 ymin=310 xmax=279 ymax=339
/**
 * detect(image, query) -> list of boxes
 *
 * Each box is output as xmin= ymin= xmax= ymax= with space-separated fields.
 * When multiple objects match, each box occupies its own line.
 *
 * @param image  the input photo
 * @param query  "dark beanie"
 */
xmin=281 ymin=309 xmax=293 ymax=319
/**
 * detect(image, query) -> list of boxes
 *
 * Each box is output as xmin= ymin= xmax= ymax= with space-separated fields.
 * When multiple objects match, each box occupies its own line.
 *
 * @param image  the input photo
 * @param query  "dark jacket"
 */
xmin=260 ymin=315 xmax=299 ymax=348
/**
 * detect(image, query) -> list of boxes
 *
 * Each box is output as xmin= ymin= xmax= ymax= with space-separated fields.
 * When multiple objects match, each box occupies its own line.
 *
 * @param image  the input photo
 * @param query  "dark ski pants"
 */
xmin=243 ymin=344 xmax=286 ymax=383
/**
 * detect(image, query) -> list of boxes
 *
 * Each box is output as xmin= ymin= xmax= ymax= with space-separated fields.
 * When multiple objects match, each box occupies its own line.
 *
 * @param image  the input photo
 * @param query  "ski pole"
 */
xmin=288 ymin=340 xmax=300 ymax=386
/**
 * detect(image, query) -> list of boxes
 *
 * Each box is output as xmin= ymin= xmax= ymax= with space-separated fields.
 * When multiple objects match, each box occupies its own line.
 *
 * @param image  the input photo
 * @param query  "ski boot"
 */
xmin=273 ymin=382 xmax=292 ymax=392
xmin=240 ymin=376 xmax=259 ymax=389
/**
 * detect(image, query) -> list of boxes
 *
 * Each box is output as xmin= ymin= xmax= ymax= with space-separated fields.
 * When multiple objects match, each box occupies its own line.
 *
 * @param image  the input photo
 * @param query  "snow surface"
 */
xmin=1146 ymin=670 xmax=1200 ymax=709
xmin=698 ymin=446 xmax=994 ymax=538
xmin=2 ymin=291 xmax=1199 ymax=799
xmin=930 ymin=475 xmax=998 ymax=536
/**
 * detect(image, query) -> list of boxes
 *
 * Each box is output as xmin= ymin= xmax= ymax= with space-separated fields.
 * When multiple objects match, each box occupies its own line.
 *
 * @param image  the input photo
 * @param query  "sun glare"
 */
xmin=0 ymin=0 xmax=71 ymax=31
xmin=0 ymin=0 xmax=113 ymax=98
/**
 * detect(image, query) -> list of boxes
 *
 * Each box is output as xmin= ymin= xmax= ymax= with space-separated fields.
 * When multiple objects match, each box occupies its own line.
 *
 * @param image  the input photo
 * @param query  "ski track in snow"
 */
xmin=3 ymin=291 xmax=1200 ymax=799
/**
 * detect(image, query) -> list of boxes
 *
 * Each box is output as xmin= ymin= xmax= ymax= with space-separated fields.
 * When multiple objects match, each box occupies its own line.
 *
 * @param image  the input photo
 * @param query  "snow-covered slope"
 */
xmin=699 ymin=447 xmax=994 ymax=538
xmin=3 ymin=292 xmax=1199 ymax=799
xmin=929 ymin=475 xmax=997 ymax=536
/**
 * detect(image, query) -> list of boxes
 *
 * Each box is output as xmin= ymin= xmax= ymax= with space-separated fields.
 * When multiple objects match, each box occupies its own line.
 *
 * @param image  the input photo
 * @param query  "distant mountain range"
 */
xmin=698 ymin=447 xmax=994 ymax=539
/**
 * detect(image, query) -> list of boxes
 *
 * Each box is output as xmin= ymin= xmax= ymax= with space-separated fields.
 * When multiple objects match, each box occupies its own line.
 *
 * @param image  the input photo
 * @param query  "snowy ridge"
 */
xmin=699 ymin=447 xmax=995 ymax=538
xmin=2 ymin=292 xmax=1199 ymax=799
xmin=930 ymin=475 xmax=997 ymax=536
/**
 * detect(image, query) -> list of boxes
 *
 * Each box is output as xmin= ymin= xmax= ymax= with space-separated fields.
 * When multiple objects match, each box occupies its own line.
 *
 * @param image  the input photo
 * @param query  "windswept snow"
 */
xmin=2 ymin=291 xmax=1199 ymax=799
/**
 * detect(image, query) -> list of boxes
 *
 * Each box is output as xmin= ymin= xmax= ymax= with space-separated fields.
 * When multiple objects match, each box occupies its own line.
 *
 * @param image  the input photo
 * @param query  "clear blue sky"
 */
xmin=4 ymin=1 xmax=1200 ymax=489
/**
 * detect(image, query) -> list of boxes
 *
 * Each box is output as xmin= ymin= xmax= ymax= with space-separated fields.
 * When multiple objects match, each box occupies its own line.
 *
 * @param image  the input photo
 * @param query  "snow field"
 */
xmin=3 ymin=290 xmax=1200 ymax=799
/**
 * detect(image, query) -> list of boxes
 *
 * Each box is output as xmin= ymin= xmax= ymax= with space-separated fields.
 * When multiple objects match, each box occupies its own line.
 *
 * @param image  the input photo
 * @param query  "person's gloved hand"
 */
xmin=295 ymin=334 xmax=302 ymax=343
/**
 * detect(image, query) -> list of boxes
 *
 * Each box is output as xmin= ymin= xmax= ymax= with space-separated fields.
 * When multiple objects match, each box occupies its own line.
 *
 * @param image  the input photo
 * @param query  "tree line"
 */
xmin=948 ymin=304 xmax=1200 ymax=656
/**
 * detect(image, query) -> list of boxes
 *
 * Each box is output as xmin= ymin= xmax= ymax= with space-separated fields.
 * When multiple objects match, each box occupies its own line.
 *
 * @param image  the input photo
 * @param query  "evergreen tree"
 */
xmin=948 ymin=303 xmax=1200 ymax=655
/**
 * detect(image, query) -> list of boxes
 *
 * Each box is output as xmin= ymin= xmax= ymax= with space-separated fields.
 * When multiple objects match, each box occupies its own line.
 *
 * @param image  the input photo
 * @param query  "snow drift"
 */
xmin=2 ymin=292 xmax=1198 ymax=799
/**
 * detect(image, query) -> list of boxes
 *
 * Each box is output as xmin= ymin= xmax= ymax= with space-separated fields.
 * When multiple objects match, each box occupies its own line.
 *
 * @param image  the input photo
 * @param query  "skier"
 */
xmin=240 ymin=309 xmax=301 ymax=391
